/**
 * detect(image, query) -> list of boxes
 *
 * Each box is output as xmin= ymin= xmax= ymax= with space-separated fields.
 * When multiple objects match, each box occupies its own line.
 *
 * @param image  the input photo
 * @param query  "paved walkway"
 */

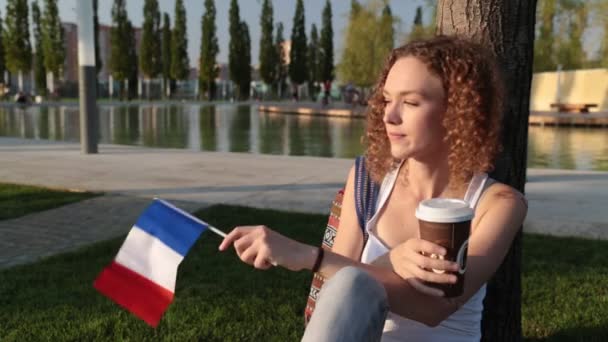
xmin=0 ymin=194 xmax=201 ymax=269
xmin=1 ymin=137 xmax=607 ymax=269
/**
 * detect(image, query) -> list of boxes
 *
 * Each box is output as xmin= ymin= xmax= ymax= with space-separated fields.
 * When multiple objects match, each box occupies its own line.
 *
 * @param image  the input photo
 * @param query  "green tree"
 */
xmin=0 ymin=13 xmax=6 ymax=85
xmin=140 ymin=0 xmax=161 ymax=98
xmin=199 ymin=0 xmax=219 ymax=100
xmin=534 ymin=0 xmax=557 ymax=72
xmin=319 ymin=0 xmax=334 ymax=85
xmin=240 ymin=21 xmax=251 ymax=100
xmin=599 ymin=0 xmax=608 ymax=68
xmin=378 ymin=3 xmax=395 ymax=57
xmin=258 ymin=0 xmax=277 ymax=96
xmin=338 ymin=0 xmax=394 ymax=89
xmin=408 ymin=6 xmax=427 ymax=42
xmin=228 ymin=0 xmax=250 ymax=100
xmin=307 ymin=24 xmax=320 ymax=100
xmin=228 ymin=0 xmax=240 ymax=98
xmin=41 ymin=0 xmax=64 ymax=94
xmin=109 ymin=0 xmax=131 ymax=99
xmin=93 ymin=0 xmax=102 ymax=75
xmin=126 ymin=19 xmax=139 ymax=100
xmin=32 ymin=1 xmax=46 ymax=95
xmin=289 ymin=0 xmax=307 ymax=100
xmin=555 ymin=0 xmax=587 ymax=70
xmin=170 ymin=0 xmax=189 ymax=81
xmin=274 ymin=22 xmax=287 ymax=98
xmin=161 ymin=12 xmax=172 ymax=97
xmin=350 ymin=0 xmax=362 ymax=18
xmin=4 ymin=0 xmax=32 ymax=92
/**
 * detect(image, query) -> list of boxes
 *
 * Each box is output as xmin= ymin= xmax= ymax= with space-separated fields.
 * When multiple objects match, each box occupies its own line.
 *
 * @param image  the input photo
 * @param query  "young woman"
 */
xmin=219 ymin=35 xmax=527 ymax=341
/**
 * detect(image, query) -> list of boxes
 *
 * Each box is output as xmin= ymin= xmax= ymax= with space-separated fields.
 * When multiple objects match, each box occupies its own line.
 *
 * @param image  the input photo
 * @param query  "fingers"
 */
xmin=407 ymin=278 xmax=444 ymax=297
xmin=253 ymin=249 xmax=274 ymax=270
xmin=409 ymin=238 xmax=447 ymax=257
xmin=218 ymin=226 xmax=246 ymax=251
xmin=397 ymin=239 xmax=459 ymax=284
xmin=218 ymin=225 xmax=277 ymax=270
xmin=410 ymin=251 xmax=459 ymax=276
xmin=218 ymin=226 xmax=260 ymax=251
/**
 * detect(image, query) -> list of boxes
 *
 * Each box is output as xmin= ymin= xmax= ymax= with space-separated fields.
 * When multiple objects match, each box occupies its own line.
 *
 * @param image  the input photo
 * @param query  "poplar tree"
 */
xmin=109 ymin=0 xmax=131 ymax=99
xmin=199 ymin=0 xmax=219 ymax=100
xmin=4 ymin=0 xmax=32 ymax=92
xmin=0 ymin=13 xmax=6 ymax=85
xmin=228 ymin=0 xmax=240 ymax=98
xmin=274 ymin=22 xmax=287 ymax=98
xmin=408 ymin=6 xmax=427 ymax=42
xmin=240 ymin=21 xmax=251 ymax=100
xmin=161 ymin=12 xmax=172 ymax=96
xmin=32 ymin=1 xmax=46 ymax=95
xmin=140 ymin=0 xmax=161 ymax=98
xmin=377 ymin=3 xmax=394 ymax=57
xmin=126 ymin=19 xmax=138 ymax=100
xmin=258 ymin=0 xmax=276 ymax=95
xmin=319 ymin=0 xmax=334 ymax=87
xmin=288 ymin=0 xmax=307 ymax=100
xmin=307 ymin=24 xmax=320 ymax=100
xmin=41 ymin=0 xmax=64 ymax=94
xmin=93 ymin=0 xmax=102 ymax=75
xmin=228 ymin=0 xmax=251 ymax=100
xmin=170 ymin=0 xmax=189 ymax=81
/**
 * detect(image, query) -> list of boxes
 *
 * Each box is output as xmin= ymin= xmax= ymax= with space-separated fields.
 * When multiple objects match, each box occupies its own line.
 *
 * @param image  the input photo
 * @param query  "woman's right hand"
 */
xmin=388 ymin=238 xmax=460 ymax=297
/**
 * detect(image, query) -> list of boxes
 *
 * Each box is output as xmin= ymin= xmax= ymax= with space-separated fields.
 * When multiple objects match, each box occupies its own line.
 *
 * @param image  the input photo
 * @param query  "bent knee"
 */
xmin=324 ymin=266 xmax=387 ymax=303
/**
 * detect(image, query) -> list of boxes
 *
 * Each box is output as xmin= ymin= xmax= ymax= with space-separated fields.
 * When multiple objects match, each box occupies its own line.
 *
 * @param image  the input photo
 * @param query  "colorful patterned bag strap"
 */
xmin=354 ymin=155 xmax=380 ymax=245
xmin=303 ymin=156 xmax=380 ymax=326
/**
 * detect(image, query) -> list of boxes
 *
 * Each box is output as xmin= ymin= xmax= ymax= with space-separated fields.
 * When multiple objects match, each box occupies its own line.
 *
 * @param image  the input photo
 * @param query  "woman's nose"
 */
xmin=383 ymin=102 xmax=402 ymax=125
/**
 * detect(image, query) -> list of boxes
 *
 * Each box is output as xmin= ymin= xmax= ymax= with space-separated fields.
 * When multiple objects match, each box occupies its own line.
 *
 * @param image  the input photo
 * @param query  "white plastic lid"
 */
xmin=415 ymin=198 xmax=474 ymax=223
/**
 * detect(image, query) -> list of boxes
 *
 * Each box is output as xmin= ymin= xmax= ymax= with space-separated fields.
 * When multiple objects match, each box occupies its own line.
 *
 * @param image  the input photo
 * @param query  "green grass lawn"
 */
xmin=0 ymin=182 xmax=100 ymax=220
xmin=0 ymin=204 xmax=606 ymax=341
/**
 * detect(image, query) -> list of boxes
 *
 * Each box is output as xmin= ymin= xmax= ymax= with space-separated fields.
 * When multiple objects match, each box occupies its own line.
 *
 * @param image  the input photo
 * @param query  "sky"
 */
xmin=0 ymin=0 xmax=601 ymax=68
xmin=0 ymin=0 xmax=429 ymax=67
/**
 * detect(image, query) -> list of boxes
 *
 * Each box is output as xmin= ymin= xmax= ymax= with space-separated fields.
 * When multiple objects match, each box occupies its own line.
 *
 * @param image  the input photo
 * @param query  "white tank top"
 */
xmin=360 ymin=164 xmax=490 ymax=342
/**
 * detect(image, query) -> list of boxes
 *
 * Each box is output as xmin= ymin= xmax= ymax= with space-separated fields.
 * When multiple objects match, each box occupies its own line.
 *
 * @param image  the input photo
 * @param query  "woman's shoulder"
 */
xmin=478 ymin=180 xmax=528 ymax=217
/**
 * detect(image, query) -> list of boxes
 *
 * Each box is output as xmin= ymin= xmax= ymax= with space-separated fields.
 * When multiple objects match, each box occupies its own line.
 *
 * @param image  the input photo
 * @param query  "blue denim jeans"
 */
xmin=302 ymin=266 xmax=389 ymax=342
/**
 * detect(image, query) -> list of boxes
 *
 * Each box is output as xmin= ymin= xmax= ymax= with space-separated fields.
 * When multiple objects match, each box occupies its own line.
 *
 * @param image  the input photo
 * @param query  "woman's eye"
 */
xmin=404 ymin=101 xmax=419 ymax=107
xmin=383 ymin=99 xmax=391 ymax=104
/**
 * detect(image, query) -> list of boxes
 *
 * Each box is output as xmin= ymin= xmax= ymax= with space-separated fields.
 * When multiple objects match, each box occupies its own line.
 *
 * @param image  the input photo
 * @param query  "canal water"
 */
xmin=0 ymin=104 xmax=606 ymax=171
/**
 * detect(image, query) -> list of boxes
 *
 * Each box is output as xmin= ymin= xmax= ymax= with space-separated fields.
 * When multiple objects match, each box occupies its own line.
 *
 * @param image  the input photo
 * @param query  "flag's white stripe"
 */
xmin=155 ymin=198 xmax=227 ymax=238
xmin=114 ymin=226 xmax=184 ymax=292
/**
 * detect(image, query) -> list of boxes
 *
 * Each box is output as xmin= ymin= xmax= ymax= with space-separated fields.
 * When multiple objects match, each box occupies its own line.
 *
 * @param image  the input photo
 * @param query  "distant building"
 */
xmin=62 ymin=22 xmax=142 ymax=83
xmin=62 ymin=23 xmax=78 ymax=83
xmin=281 ymin=40 xmax=291 ymax=66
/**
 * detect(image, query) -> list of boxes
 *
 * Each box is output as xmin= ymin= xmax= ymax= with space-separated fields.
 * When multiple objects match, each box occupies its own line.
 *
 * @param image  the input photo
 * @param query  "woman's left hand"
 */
xmin=218 ymin=225 xmax=317 ymax=271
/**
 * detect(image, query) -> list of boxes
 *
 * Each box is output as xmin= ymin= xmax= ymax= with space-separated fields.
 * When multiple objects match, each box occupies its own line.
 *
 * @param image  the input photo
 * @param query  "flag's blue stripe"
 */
xmin=135 ymin=200 xmax=207 ymax=256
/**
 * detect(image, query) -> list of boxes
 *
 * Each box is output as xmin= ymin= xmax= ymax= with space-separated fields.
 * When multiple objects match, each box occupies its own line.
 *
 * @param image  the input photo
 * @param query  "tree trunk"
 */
xmin=18 ymin=70 xmax=23 ymax=92
xmin=436 ymin=1 xmax=537 ymax=341
xmin=47 ymin=72 xmax=55 ymax=95
xmin=146 ymin=78 xmax=151 ymax=100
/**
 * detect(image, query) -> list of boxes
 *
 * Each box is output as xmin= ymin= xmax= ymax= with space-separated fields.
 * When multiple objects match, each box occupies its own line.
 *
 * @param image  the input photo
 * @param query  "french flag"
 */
xmin=94 ymin=199 xmax=223 ymax=327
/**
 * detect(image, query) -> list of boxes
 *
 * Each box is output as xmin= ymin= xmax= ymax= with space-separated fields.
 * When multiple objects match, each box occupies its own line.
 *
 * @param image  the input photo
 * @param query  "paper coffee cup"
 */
xmin=416 ymin=198 xmax=473 ymax=297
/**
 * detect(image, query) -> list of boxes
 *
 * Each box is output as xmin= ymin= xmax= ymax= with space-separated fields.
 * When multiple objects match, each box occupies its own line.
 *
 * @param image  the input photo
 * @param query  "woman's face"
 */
xmin=382 ymin=56 xmax=447 ymax=161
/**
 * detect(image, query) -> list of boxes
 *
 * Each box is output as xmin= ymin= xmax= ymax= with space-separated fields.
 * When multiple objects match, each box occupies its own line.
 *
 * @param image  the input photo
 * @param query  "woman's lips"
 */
xmin=387 ymin=132 xmax=406 ymax=140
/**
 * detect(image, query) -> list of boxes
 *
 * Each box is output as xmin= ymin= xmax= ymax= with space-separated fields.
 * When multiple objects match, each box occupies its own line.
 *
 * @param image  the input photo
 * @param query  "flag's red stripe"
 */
xmin=94 ymin=261 xmax=174 ymax=327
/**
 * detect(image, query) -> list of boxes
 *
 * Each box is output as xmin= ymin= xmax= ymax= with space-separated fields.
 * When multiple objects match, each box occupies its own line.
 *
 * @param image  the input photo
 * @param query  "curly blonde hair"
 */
xmin=364 ymin=35 xmax=504 ymax=187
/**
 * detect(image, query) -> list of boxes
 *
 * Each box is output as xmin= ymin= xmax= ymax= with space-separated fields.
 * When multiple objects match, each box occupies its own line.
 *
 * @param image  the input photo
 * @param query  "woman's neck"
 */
xmin=401 ymin=153 xmax=458 ymax=201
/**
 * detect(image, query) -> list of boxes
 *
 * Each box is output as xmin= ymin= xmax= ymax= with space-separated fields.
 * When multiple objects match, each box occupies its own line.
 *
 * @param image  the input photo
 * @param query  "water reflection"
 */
xmin=527 ymin=126 xmax=608 ymax=171
xmin=0 ymin=105 xmax=607 ymax=171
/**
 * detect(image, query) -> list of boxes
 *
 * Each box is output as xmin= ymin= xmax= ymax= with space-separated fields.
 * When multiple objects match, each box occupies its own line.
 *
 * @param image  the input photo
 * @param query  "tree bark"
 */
xmin=435 ymin=1 xmax=537 ymax=341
